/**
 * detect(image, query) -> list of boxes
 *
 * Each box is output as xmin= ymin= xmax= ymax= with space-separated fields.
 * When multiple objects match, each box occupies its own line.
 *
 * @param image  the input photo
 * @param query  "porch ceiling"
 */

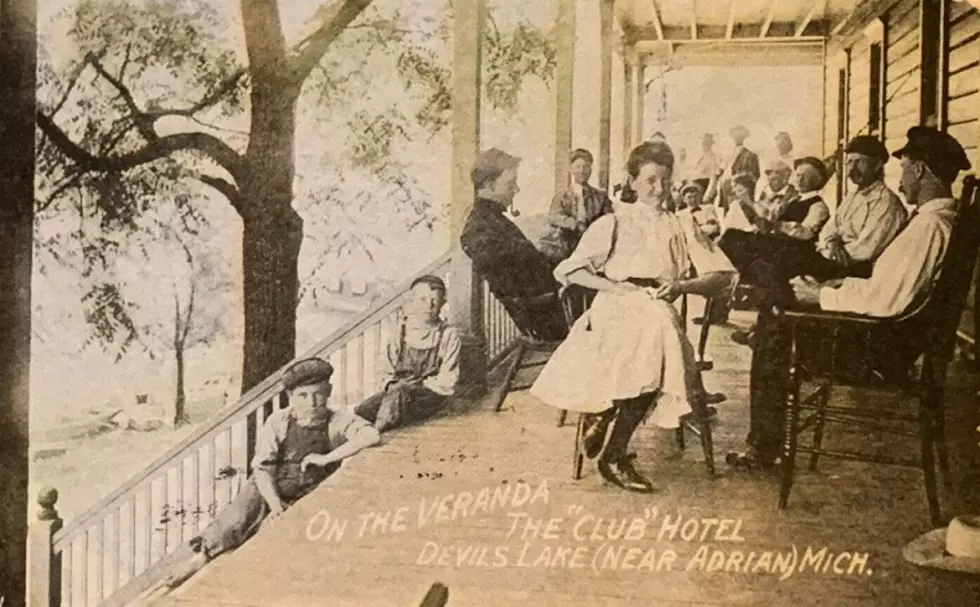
xmin=616 ymin=0 xmax=863 ymax=43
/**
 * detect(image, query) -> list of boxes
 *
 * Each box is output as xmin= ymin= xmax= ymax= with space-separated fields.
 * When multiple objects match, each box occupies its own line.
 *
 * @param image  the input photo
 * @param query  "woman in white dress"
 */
xmin=530 ymin=141 xmax=734 ymax=493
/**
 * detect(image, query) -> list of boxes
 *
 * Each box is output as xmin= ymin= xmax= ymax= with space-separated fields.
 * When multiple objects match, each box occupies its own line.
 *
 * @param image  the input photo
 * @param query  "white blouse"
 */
xmin=553 ymin=200 xmax=742 ymax=286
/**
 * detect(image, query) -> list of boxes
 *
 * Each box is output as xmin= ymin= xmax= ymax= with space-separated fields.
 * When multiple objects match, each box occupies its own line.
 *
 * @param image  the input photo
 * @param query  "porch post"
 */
xmin=597 ymin=0 xmax=614 ymax=191
xmin=28 ymin=489 xmax=62 ymax=607
xmin=0 ymin=0 xmax=37 ymax=602
xmin=622 ymin=52 xmax=634 ymax=161
xmin=631 ymin=55 xmax=646 ymax=145
xmin=448 ymin=0 xmax=487 ymax=393
xmin=554 ymin=0 xmax=576 ymax=194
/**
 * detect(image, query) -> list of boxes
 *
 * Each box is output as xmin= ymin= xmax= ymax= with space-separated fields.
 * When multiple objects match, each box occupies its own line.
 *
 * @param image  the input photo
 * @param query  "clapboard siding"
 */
xmin=885 ymin=0 xmax=920 ymax=138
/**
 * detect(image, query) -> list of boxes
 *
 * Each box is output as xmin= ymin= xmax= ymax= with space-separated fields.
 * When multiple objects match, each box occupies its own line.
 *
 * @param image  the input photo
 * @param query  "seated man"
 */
xmin=544 ymin=148 xmax=613 ymax=261
xmin=732 ymin=126 xmax=971 ymax=470
xmin=161 ymin=358 xmax=380 ymax=588
xmin=723 ymin=137 xmax=905 ymax=313
xmin=355 ymin=276 xmax=460 ymax=431
xmin=718 ymin=157 xmax=831 ymax=304
xmin=460 ymin=148 xmax=568 ymax=340
xmin=755 ymin=157 xmax=802 ymax=222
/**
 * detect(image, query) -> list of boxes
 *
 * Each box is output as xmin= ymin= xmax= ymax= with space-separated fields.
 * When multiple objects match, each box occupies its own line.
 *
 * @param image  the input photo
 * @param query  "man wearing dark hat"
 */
xmin=460 ymin=148 xmax=568 ymax=340
xmin=160 ymin=357 xmax=380 ymax=589
xmin=723 ymin=137 xmax=905 ymax=318
xmin=731 ymin=126 xmax=971 ymax=471
xmin=545 ymin=148 xmax=613 ymax=260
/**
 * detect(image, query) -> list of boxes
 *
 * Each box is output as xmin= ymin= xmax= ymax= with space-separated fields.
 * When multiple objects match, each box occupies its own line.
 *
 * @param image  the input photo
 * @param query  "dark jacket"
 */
xmin=460 ymin=198 xmax=558 ymax=299
xmin=547 ymin=183 xmax=614 ymax=257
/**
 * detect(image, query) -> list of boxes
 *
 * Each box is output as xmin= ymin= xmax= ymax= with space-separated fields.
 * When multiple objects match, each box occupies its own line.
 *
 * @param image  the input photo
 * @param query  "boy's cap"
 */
xmin=282 ymin=358 xmax=333 ymax=390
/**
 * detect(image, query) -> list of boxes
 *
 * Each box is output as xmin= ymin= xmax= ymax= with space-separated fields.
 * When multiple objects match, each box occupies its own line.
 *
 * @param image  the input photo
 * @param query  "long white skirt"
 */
xmin=529 ymin=290 xmax=698 ymax=429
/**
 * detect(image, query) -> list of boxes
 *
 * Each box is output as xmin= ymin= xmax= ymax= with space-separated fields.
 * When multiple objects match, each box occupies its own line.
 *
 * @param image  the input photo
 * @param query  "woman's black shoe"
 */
xmin=598 ymin=455 xmax=654 ymax=493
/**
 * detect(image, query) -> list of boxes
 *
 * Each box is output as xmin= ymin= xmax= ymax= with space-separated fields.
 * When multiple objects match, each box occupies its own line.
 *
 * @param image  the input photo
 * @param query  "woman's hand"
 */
xmin=654 ymin=280 xmax=682 ymax=302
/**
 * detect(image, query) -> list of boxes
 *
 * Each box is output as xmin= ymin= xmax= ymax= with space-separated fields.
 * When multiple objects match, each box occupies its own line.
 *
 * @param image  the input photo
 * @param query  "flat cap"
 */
xmin=794 ymin=156 xmax=829 ymax=186
xmin=730 ymin=124 xmax=750 ymax=138
xmin=891 ymin=126 xmax=971 ymax=177
xmin=282 ymin=358 xmax=333 ymax=391
xmin=845 ymin=135 xmax=889 ymax=162
xmin=471 ymin=148 xmax=520 ymax=190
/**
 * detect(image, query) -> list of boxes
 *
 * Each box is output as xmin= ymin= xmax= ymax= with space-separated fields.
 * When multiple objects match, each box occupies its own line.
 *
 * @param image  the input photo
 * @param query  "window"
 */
xmin=869 ymin=43 xmax=883 ymax=136
xmin=864 ymin=19 xmax=886 ymax=139
xmin=919 ymin=0 xmax=949 ymax=127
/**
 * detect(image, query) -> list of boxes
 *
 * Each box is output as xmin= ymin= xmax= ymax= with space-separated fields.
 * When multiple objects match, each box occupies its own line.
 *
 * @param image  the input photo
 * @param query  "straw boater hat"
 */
xmin=903 ymin=515 xmax=980 ymax=574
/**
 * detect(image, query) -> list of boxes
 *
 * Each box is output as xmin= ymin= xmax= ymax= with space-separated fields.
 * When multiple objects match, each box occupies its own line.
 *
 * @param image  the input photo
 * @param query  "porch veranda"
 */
xmin=147 ymin=305 xmax=980 ymax=607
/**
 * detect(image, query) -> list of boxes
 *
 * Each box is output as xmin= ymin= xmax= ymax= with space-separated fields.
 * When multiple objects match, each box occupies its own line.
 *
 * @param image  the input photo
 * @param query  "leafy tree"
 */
xmin=37 ymin=0 xmax=556 ymax=394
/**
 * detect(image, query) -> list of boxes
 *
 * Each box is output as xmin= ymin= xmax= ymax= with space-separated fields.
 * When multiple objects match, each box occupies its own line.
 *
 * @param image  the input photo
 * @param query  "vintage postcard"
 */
xmin=3 ymin=0 xmax=980 ymax=605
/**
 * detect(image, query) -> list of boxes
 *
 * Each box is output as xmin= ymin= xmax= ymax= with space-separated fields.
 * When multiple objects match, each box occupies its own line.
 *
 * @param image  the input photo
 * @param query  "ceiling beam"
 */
xmin=760 ymin=0 xmax=777 ymax=39
xmin=632 ymin=22 xmax=828 ymax=43
xmin=690 ymin=0 xmax=698 ymax=40
xmin=725 ymin=0 xmax=736 ymax=39
xmin=650 ymin=0 xmax=665 ymax=40
xmin=795 ymin=0 xmax=823 ymax=37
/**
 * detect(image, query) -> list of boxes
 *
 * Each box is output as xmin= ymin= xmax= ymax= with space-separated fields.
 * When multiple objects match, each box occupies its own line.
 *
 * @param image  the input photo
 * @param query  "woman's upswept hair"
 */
xmin=626 ymin=141 xmax=675 ymax=179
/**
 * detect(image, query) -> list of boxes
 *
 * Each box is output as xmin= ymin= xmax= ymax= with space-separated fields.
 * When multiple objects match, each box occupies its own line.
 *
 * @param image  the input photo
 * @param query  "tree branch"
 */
xmin=37 ymin=110 xmax=244 ymax=177
xmin=145 ymin=70 xmax=247 ymax=122
xmin=87 ymin=53 xmax=157 ymax=141
xmin=289 ymin=0 xmax=376 ymax=86
xmin=194 ymin=174 xmax=243 ymax=214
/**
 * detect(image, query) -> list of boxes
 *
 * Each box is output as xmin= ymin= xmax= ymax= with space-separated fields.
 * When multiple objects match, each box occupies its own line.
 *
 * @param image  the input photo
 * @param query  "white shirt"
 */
xmin=818 ymin=180 xmax=907 ymax=262
xmin=819 ymin=198 xmax=957 ymax=317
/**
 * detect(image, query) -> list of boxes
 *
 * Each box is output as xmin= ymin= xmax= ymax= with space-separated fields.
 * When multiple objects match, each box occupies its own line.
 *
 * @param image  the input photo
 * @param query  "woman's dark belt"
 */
xmin=626 ymin=278 xmax=661 ymax=289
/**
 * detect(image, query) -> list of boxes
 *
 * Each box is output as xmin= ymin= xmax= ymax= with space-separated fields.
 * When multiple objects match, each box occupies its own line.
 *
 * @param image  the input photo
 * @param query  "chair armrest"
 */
xmin=779 ymin=307 xmax=887 ymax=326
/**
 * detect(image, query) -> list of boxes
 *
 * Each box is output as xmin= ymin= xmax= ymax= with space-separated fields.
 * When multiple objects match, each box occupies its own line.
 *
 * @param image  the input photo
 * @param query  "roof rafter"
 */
xmin=690 ymin=0 xmax=698 ymax=40
xmin=725 ymin=0 xmax=736 ymax=39
xmin=760 ymin=0 xmax=777 ymax=38
xmin=650 ymin=0 xmax=665 ymax=40
xmin=796 ymin=0 xmax=824 ymax=38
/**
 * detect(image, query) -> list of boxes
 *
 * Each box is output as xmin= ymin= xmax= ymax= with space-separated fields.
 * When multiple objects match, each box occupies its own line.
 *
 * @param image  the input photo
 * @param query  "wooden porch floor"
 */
xmin=150 ymin=305 xmax=980 ymax=607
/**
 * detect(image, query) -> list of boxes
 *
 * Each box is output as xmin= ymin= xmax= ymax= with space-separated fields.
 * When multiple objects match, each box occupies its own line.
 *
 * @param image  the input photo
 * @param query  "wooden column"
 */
xmin=631 ymin=57 xmax=646 ymax=146
xmin=622 ymin=55 xmax=634 ymax=162
xmin=597 ymin=0 xmax=614 ymax=191
xmin=554 ymin=0 xmax=576 ymax=194
xmin=0 ymin=0 xmax=37 ymax=603
xmin=448 ymin=0 xmax=486 ymax=393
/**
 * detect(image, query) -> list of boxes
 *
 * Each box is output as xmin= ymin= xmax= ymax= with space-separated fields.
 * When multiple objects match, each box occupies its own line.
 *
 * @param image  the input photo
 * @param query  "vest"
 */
xmin=780 ymin=195 xmax=822 ymax=224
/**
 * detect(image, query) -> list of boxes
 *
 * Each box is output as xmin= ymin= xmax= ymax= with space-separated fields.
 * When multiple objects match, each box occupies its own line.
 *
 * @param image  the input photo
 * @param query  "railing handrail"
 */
xmin=52 ymin=249 xmax=454 ymax=547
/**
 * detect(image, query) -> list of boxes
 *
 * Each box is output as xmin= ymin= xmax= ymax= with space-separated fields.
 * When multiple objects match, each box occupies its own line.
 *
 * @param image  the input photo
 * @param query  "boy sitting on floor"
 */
xmin=160 ymin=357 xmax=380 ymax=589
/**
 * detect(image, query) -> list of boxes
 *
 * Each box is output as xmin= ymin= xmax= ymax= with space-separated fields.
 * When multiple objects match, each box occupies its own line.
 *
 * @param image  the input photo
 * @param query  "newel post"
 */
xmin=28 ymin=488 xmax=62 ymax=607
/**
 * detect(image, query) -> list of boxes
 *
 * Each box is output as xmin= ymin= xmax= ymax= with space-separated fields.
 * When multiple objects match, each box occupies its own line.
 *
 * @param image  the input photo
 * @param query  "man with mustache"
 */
xmin=733 ymin=136 xmax=907 ymax=313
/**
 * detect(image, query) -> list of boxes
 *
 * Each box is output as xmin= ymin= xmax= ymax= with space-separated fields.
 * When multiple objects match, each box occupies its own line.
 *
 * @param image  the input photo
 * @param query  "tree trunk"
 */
xmin=173 ymin=346 xmax=189 ymax=427
xmin=0 ymin=0 xmax=36 ymax=602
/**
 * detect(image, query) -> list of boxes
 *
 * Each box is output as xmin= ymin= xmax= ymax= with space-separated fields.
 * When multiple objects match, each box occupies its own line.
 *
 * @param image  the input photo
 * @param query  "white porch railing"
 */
xmin=27 ymin=250 xmax=525 ymax=607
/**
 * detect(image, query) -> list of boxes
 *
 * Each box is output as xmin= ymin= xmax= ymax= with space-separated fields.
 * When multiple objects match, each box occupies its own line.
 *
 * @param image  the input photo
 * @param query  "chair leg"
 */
xmin=693 ymin=398 xmax=716 ymax=477
xmin=778 ymin=339 xmax=802 ymax=511
xmin=557 ymin=409 xmax=568 ymax=428
xmin=573 ymin=414 xmax=585 ymax=480
xmin=697 ymin=298 xmax=714 ymax=370
xmin=808 ymin=385 xmax=830 ymax=472
xmin=920 ymin=408 xmax=942 ymax=527
xmin=675 ymin=426 xmax=685 ymax=451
